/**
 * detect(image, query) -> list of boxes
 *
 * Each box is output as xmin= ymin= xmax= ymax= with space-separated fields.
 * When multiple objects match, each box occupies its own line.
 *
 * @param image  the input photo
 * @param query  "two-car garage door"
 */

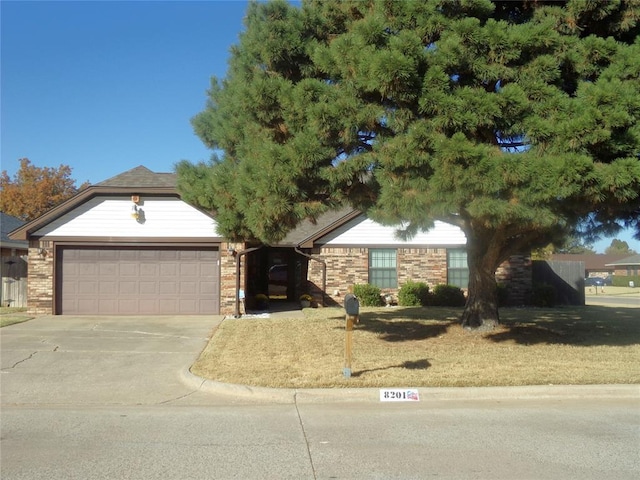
xmin=58 ymin=246 xmax=219 ymax=315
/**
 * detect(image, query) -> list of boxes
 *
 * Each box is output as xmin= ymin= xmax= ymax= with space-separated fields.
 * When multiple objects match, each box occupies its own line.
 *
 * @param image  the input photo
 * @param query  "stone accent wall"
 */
xmin=27 ymin=240 xmax=54 ymax=315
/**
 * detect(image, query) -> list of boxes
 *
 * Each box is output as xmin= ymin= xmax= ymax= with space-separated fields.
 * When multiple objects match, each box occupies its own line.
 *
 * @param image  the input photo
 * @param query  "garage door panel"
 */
xmin=179 ymin=281 xmax=197 ymax=294
xmin=78 ymin=281 xmax=97 ymax=294
xmin=78 ymin=263 xmax=97 ymax=276
xmin=158 ymin=250 xmax=178 ymax=260
xmin=139 ymin=250 xmax=158 ymax=260
xmin=199 ymin=281 xmax=217 ymax=295
xmin=79 ymin=299 xmax=97 ymax=312
xmin=115 ymin=298 xmax=135 ymax=313
xmin=160 ymin=264 xmax=177 ymax=276
xmin=159 ymin=298 xmax=178 ymax=312
xmin=118 ymin=281 xmax=137 ymax=294
xmin=120 ymin=263 xmax=139 ymax=276
xmin=60 ymin=247 xmax=219 ymax=315
xmin=99 ymin=281 xmax=118 ymax=294
xmin=139 ymin=281 xmax=157 ymax=294
xmin=140 ymin=264 xmax=158 ymax=276
xmin=139 ymin=299 xmax=158 ymax=314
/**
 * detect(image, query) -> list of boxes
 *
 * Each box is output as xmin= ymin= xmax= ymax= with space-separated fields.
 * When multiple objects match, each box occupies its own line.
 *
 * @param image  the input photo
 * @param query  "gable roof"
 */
xmin=8 ymin=165 xmax=424 ymax=248
xmin=1 ymin=213 xmax=28 ymax=249
xmin=7 ymin=165 xmax=359 ymax=245
xmin=277 ymin=207 xmax=361 ymax=247
xmin=605 ymin=254 xmax=640 ymax=267
xmin=9 ymin=166 xmax=179 ymax=241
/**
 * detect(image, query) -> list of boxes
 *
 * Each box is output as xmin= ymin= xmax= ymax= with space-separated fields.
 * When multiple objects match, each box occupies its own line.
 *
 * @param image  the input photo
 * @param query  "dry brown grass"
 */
xmin=191 ymin=305 xmax=640 ymax=388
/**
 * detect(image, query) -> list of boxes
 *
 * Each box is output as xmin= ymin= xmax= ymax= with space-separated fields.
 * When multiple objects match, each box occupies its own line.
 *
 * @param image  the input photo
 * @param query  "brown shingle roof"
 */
xmin=277 ymin=206 xmax=360 ymax=247
xmin=97 ymin=165 xmax=177 ymax=188
xmin=9 ymin=165 xmax=360 ymax=245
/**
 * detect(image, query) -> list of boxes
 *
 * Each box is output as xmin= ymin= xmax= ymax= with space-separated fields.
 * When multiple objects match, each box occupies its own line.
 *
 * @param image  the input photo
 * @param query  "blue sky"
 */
xmin=1 ymin=0 xmax=247 ymax=182
xmin=1 ymin=0 xmax=638 ymax=254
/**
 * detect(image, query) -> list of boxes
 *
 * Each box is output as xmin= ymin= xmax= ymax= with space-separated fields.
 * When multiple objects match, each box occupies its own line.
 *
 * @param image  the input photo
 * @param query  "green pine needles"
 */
xmin=179 ymin=0 xmax=640 ymax=330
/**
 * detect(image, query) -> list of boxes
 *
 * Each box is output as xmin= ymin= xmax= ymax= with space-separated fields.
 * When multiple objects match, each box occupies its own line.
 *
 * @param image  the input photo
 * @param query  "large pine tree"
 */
xmin=178 ymin=0 xmax=640 ymax=330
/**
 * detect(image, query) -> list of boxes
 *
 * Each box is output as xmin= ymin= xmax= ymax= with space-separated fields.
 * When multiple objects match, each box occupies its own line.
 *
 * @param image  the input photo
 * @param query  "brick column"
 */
xmin=27 ymin=242 xmax=54 ymax=315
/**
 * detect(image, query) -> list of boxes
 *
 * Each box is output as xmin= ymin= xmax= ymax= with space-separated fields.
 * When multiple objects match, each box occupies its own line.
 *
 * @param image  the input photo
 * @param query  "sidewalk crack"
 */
xmin=7 ymin=351 xmax=37 ymax=369
xmin=294 ymin=392 xmax=318 ymax=480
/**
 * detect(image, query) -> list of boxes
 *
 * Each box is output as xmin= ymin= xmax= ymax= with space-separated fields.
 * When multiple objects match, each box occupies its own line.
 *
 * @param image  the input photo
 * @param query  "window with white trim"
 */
xmin=447 ymin=249 xmax=469 ymax=289
xmin=369 ymin=249 xmax=397 ymax=289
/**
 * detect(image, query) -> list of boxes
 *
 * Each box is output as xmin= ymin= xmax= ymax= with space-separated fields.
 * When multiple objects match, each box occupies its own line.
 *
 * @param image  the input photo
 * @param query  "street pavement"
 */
xmin=1 ymin=315 xmax=639 ymax=479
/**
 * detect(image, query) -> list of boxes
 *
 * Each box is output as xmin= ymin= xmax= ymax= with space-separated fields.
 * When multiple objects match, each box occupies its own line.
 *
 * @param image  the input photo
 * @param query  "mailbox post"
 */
xmin=343 ymin=293 xmax=360 ymax=378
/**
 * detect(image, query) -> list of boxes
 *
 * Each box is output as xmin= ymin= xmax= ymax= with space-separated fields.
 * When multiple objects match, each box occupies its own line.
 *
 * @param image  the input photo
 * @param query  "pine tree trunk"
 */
xmin=460 ymin=231 xmax=501 ymax=331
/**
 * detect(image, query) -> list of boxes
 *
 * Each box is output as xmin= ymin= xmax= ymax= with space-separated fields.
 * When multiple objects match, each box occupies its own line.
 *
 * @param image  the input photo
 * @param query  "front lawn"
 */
xmin=191 ymin=305 xmax=640 ymax=388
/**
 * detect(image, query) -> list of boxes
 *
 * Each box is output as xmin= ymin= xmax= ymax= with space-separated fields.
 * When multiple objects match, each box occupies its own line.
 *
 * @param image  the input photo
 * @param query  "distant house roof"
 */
xmin=549 ymin=254 xmax=629 ymax=272
xmin=1 ymin=212 xmax=28 ymax=250
xmin=605 ymin=254 xmax=640 ymax=267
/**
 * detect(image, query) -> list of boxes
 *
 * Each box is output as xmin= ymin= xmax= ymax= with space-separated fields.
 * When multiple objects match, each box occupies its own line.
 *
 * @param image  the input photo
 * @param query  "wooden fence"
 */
xmin=1 ymin=255 xmax=28 ymax=308
xmin=532 ymin=259 xmax=585 ymax=306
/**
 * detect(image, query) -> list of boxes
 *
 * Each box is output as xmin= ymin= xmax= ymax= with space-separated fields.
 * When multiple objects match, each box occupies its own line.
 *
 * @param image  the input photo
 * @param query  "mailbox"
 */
xmin=344 ymin=293 xmax=360 ymax=316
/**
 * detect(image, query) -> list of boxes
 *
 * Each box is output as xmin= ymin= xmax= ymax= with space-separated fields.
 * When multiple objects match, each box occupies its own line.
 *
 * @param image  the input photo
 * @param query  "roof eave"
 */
xmin=296 ymin=209 xmax=362 ymax=248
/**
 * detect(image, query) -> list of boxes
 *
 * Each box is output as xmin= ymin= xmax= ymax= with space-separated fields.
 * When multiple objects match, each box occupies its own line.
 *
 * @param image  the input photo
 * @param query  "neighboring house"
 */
xmin=549 ymin=254 xmax=629 ymax=279
xmin=605 ymin=254 xmax=640 ymax=277
xmin=1 ymin=212 xmax=28 ymax=256
xmin=1 ymin=212 xmax=29 ymax=307
xmin=9 ymin=166 xmax=532 ymax=316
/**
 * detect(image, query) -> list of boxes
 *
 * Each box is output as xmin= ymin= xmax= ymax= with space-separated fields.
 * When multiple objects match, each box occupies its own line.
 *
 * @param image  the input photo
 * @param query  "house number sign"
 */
xmin=379 ymin=388 xmax=420 ymax=402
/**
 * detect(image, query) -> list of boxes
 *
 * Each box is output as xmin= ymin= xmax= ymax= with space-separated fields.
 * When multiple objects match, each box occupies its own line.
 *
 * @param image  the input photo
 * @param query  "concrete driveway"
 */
xmin=1 ymin=315 xmax=223 ymax=405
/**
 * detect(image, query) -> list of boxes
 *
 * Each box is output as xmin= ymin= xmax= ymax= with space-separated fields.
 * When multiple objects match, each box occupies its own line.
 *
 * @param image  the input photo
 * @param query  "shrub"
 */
xmin=353 ymin=284 xmax=384 ymax=306
xmin=612 ymin=275 xmax=640 ymax=287
xmin=532 ymin=282 xmax=556 ymax=307
xmin=431 ymin=284 xmax=466 ymax=307
xmin=398 ymin=280 xmax=430 ymax=306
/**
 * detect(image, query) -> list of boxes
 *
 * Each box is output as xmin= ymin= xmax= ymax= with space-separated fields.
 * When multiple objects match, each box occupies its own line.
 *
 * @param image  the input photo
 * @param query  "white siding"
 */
xmin=34 ymin=196 xmax=220 ymax=238
xmin=319 ymin=216 xmax=466 ymax=246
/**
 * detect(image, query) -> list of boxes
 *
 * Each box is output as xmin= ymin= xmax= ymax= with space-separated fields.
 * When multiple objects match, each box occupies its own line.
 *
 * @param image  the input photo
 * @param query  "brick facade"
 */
xmin=495 ymin=254 xmax=532 ymax=305
xmin=220 ymin=241 xmax=244 ymax=316
xmin=26 ymin=241 xmax=54 ymax=315
xmin=307 ymin=246 xmax=531 ymax=307
xmin=22 ymin=240 xmax=531 ymax=316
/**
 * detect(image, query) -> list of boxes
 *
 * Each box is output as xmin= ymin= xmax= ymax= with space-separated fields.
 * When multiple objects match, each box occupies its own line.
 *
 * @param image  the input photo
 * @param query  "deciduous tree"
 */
xmin=178 ymin=0 xmax=640 ymax=330
xmin=0 ymin=158 xmax=88 ymax=221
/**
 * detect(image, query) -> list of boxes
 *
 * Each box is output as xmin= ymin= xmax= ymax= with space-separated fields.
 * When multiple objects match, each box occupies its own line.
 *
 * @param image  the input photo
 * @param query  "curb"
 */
xmin=180 ymin=367 xmax=640 ymax=404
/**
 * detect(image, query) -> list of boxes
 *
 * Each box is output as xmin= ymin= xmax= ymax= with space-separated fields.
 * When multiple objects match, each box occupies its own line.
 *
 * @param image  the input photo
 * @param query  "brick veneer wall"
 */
xmin=27 ymin=241 xmax=54 ymax=315
xmin=495 ymin=255 xmax=532 ymax=305
xmin=220 ymin=241 xmax=242 ymax=316
xmin=307 ymin=247 xmax=532 ymax=306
